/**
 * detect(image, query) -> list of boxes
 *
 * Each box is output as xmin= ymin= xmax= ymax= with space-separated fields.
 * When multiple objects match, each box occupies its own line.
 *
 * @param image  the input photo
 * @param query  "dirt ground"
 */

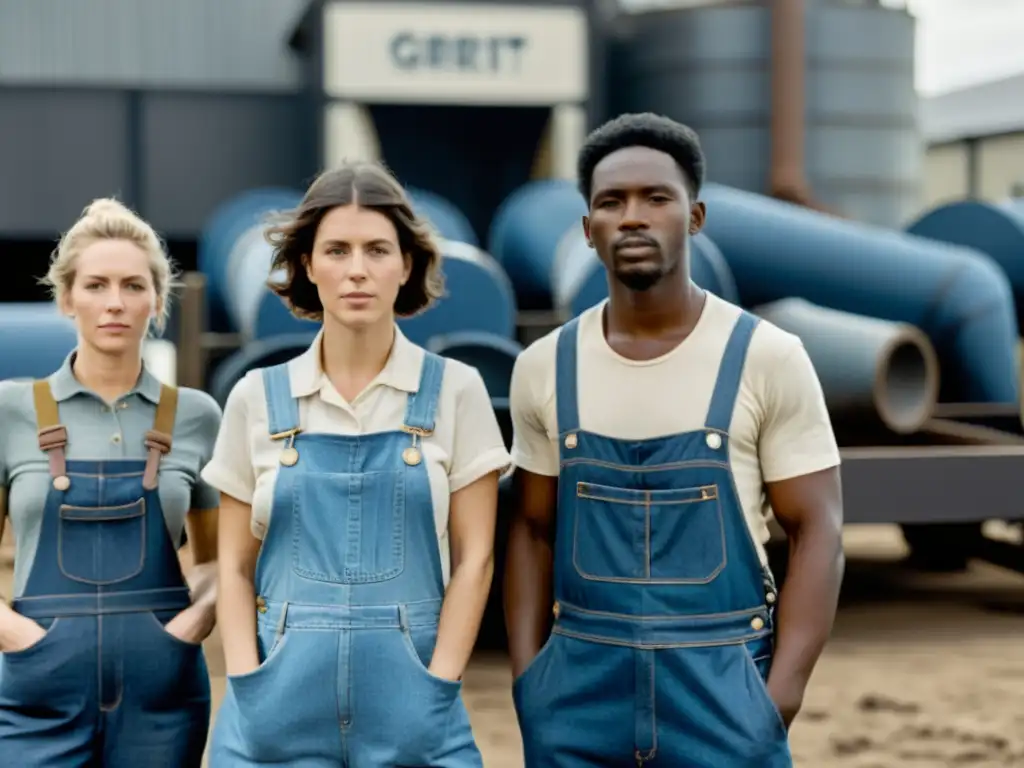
xmin=3 ymin=525 xmax=1023 ymax=767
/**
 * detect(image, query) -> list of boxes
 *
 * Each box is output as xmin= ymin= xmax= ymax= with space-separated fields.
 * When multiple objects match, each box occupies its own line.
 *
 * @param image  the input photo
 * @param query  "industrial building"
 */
xmin=921 ymin=72 xmax=1024 ymax=208
xmin=2 ymin=0 xmax=1023 ymax=583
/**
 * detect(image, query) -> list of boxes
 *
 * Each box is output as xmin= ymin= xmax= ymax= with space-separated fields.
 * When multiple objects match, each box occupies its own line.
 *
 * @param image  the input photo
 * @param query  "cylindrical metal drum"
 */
xmin=399 ymin=241 xmax=517 ymax=347
xmin=407 ymin=186 xmax=478 ymax=246
xmin=487 ymin=179 xmax=588 ymax=304
xmin=0 ymin=303 xmax=76 ymax=381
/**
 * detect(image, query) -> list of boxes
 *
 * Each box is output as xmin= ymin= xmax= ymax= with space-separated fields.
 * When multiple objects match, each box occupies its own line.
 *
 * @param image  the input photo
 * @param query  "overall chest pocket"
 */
xmin=291 ymin=471 xmax=406 ymax=584
xmin=572 ymin=482 xmax=726 ymax=584
xmin=58 ymin=499 xmax=147 ymax=585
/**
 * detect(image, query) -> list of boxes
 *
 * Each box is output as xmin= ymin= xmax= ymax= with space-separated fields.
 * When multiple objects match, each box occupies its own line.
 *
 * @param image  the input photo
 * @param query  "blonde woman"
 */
xmin=203 ymin=162 xmax=510 ymax=766
xmin=0 ymin=199 xmax=222 ymax=767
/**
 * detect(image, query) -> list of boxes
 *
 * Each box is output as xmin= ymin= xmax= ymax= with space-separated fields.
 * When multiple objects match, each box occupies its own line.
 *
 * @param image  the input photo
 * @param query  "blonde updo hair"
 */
xmin=41 ymin=198 xmax=178 ymax=333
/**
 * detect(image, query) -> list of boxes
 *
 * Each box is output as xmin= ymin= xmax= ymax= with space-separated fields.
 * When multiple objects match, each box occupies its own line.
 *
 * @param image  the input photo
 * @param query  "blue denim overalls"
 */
xmin=513 ymin=311 xmax=793 ymax=767
xmin=0 ymin=380 xmax=211 ymax=767
xmin=210 ymin=353 xmax=482 ymax=767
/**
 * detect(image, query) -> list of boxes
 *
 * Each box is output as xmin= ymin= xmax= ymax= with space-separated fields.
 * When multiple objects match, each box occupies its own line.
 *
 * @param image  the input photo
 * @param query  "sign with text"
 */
xmin=322 ymin=2 xmax=589 ymax=105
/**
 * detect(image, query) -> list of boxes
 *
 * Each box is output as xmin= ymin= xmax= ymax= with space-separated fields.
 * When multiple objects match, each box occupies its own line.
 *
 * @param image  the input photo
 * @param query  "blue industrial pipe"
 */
xmin=198 ymin=187 xmax=303 ymax=333
xmin=200 ymin=187 xmax=481 ymax=340
xmin=407 ymin=186 xmax=478 ymax=246
xmin=487 ymin=179 xmax=587 ymax=302
xmin=400 ymin=241 xmax=517 ymax=347
xmin=700 ymin=183 xmax=1019 ymax=404
xmin=906 ymin=200 xmax=1024 ymax=329
xmin=0 ymin=304 xmax=76 ymax=380
xmin=551 ymin=227 xmax=740 ymax=317
xmin=426 ymin=331 xmax=524 ymax=402
xmin=209 ymin=332 xmax=318 ymax=406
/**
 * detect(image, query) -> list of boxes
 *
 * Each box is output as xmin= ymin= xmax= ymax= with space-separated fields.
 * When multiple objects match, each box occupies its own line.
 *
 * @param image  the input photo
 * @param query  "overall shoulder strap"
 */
xmin=704 ymin=311 xmax=760 ymax=433
xmin=143 ymin=384 xmax=179 ymax=490
xmin=261 ymin=364 xmax=301 ymax=439
xmin=555 ymin=316 xmax=582 ymax=439
xmin=33 ymin=380 xmax=69 ymax=489
xmin=403 ymin=352 xmax=446 ymax=435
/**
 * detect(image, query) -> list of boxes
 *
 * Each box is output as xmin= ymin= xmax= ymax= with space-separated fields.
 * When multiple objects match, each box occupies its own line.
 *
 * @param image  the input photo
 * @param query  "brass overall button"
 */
xmin=564 ymin=433 xmax=578 ymax=449
xmin=750 ymin=615 xmax=765 ymax=631
xmin=705 ymin=432 xmax=722 ymax=450
xmin=53 ymin=475 xmax=70 ymax=491
xmin=255 ymin=596 xmax=268 ymax=614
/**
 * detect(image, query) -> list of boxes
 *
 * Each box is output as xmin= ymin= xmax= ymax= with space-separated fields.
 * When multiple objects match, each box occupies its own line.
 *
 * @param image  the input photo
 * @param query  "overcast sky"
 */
xmin=901 ymin=0 xmax=1024 ymax=94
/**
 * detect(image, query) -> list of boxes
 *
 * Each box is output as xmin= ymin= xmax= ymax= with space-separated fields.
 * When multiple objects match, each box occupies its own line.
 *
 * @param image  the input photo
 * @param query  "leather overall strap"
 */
xmin=33 ymin=380 xmax=68 ymax=482
xmin=33 ymin=380 xmax=179 ymax=491
xmin=143 ymin=384 xmax=178 ymax=490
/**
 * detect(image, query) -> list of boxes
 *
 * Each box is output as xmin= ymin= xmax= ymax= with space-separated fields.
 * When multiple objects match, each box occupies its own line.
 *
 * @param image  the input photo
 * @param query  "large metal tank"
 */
xmin=609 ymin=1 xmax=920 ymax=227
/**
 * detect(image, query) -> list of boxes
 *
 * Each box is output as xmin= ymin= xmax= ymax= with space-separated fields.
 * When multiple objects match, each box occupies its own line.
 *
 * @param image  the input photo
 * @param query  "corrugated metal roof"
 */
xmin=921 ymin=72 xmax=1024 ymax=144
xmin=0 ymin=0 xmax=308 ymax=91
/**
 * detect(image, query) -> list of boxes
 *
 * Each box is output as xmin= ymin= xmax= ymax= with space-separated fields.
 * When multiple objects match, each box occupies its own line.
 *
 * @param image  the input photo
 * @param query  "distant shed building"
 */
xmin=921 ymin=73 xmax=1024 ymax=210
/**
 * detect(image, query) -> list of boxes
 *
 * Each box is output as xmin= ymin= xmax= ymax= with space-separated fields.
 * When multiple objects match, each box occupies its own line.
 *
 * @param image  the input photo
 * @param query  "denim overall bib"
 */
xmin=210 ymin=353 xmax=482 ymax=768
xmin=0 ymin=380 xmax=211 ymax=767
xmin=513 ymin=312 xmax=793 ymax=768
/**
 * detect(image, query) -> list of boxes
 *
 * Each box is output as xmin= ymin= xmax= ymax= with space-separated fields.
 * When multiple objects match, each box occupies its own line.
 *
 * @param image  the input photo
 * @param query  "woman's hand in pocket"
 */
xmin=0 ymin=611 xmax=47 ymax=653
xmin=164 ymin=603 xmax=216 ymax=646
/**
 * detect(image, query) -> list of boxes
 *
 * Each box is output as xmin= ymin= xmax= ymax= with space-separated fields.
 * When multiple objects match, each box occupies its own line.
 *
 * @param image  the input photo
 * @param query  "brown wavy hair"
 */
xmin=266 ymin=162 xmax=445 ymax=319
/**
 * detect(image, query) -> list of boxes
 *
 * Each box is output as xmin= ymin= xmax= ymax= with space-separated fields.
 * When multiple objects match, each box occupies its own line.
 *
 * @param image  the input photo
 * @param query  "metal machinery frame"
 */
xmin=175 ymin=276 xmax=1024 ymax=576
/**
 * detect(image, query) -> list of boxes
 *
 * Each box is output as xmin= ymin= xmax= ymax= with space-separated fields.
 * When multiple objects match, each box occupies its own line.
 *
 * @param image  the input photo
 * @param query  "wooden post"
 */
xmin=177 ymin=272 xmax=207 ymax=390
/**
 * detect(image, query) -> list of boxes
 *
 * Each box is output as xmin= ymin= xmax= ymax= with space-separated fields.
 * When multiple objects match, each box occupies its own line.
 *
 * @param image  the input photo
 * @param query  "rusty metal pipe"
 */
xmin=770 ymin=0 xmax=811 ymax=203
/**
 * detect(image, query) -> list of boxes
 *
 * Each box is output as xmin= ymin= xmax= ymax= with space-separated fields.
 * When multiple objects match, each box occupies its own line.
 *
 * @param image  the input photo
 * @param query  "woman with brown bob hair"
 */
xmin=203 ymin=161 xmax=510 ymax=767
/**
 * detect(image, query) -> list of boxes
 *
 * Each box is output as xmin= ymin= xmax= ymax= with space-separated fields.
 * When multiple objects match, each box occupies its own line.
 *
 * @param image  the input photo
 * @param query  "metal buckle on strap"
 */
xmin=399 ymin=425 xmax=432 ymax=466
xmin=37 ymin=425 xmax=68 ymax=451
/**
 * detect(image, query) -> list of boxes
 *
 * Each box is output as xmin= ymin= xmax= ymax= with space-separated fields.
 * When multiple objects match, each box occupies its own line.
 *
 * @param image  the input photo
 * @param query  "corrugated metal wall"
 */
xmin=805 ymin=3 xmax=920 ymax=227
xmin=0 ymin=0 xmax=307 ymax=91
xmin=0 ymin=90 xmax=311 ymax=238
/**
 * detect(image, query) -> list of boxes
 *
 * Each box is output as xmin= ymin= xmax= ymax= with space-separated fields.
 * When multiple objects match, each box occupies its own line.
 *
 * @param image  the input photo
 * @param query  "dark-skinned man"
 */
xmin=504 ymin=113 xmax=845 ymax=767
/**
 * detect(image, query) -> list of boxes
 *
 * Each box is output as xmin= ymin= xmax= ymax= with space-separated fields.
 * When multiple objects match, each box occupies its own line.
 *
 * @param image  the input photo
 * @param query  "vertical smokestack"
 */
xmin=770 ymin=0 xmax=811 ymax=204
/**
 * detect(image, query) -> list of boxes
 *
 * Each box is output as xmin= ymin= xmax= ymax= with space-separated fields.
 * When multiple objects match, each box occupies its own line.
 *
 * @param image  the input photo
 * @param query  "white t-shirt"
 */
xmin=509 ymin=293 xmax=841 ymax=565
xmin=200 ymin=327 xmax=512 ymax=585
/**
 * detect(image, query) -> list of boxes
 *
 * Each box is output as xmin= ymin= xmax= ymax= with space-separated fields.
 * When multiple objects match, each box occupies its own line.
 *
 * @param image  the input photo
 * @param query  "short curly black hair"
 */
xmin=577 ymin=113 xmax=706 ymax=203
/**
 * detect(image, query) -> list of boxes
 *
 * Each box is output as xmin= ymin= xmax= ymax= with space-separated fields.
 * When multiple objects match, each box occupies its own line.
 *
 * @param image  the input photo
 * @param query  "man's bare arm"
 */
xmin=503 ymin=469 xmax=558 ymax=678
xmin=765 ymin=465 xmax=844 ymax=726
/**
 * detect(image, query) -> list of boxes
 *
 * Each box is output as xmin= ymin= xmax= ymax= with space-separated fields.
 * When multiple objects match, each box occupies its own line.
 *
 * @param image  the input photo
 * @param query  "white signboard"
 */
xmin=322 ymin=2 xmax=589 ymax=105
